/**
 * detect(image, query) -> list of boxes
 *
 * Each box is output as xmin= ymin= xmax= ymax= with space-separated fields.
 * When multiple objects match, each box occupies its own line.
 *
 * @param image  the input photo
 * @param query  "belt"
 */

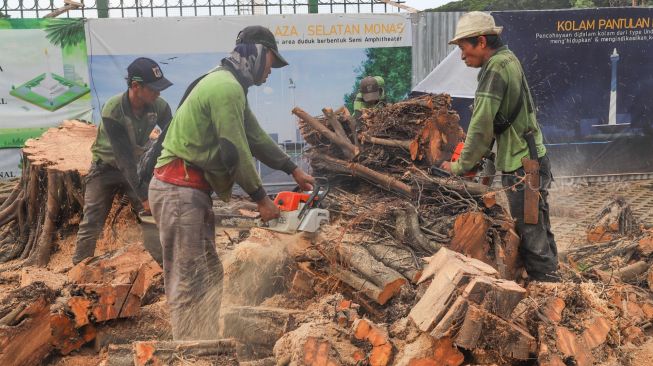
xmin=154 ymin=158 xmax=211 ymax=192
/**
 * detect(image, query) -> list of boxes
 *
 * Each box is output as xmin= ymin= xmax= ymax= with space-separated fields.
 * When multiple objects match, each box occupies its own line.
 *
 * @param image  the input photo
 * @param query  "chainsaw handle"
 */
xmin=298 ymin=177 xmax=328 ymax=220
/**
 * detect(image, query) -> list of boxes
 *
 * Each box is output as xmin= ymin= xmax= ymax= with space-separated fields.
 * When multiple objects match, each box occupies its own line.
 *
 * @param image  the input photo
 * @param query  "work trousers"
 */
xmin=148 ymin=177 xmax=223 ymax=340
xmin=502 ymin=155 xmax=559 ymax=281
xmin=73 ymin=161 xmax=142 ymax=264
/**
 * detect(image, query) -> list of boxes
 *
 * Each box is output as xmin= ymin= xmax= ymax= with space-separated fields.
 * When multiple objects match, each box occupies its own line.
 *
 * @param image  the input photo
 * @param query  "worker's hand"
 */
xmin=257 ymin=196 xmax=281 ymax=222
xmin=291 ymin=167 xmax=315 ymax=191
xmin=141 ymin=200 xmax=151 ymax=215
xmin=439 ymin=161 xmax=453 ymax=174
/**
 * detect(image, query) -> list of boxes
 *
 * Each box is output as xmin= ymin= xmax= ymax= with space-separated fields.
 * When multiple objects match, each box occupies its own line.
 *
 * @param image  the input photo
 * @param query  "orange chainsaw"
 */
xmin=430 ymin=142 xmax=495 ymax=186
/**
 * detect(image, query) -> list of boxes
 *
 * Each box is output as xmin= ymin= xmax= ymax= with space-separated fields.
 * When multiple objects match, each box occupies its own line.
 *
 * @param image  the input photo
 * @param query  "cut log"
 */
xmin=318 ymin=155 xmax=413 ymax=197
xmin=394 ymin=207 xmax=442 ymax=255
xmin=133 ymin=340 xmax=239 ymax=366
xmin=454 ymin=304 xmax=536 ymax=360
xmin=581 ymin=317 xmax=611 ymax=350
xmin=222 ymin=306 xmax=303 ymax=359
xmin=329 ymin=267 xmax=385 ymax=305
xmin=614 ymin=260 xmax=649 ymax=282
xmin=448 ymin=212 xmax=492 ymax=266
xmin=361 ymin=134 xmax=412 ymax=150
xmin=336 ymin=242 xmax=407 ymax=305
xmin=587 ymin=197 xmax=641 ymax=243
xmin=365 ymin=241 xmax=421 ymax=283
xmin=395 ymin=333 xmax=463 ymax=366
xmin=554 ymin=326 xmax=593 ymax=366
xmin=293 ymin=107 xmax=358 ymax=159
xmin=352 ymin=319 xmax=394 ymax=366
xmin=461 ymin=276 xmax=526 ymax=320
xmin=323 ymin=107 xmax=350 ymax=141
xmin=409 ymin=248 xmax=497 ymax=332
xmin=541 ymin=297 xmax=566 ymax=324
xmin=302 ymin=337 xmax=340 ymax=366
xmin=0 ymin=282 xmax=56 ymax=366
xmin=418 ymin=247 xmax=498 ymax=285
xmin=0 ymin=121 xmax=95 ymax=265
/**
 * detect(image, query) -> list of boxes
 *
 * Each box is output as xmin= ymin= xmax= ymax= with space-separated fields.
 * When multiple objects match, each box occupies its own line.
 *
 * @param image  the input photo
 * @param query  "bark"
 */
xmin=394 ymin=207 xmax=442 ymax=255
xmin=317 ymin=155 xmax=413 ymax=197
xmin=361 ymin=135 xmax=412 ymax=150
xmin=293 ymin=107 xmax=358 ymax=159
xmin=322 ymin=107 xmax=349 ymax=141
xmin=0 ymin=121 xmax=96 ymax=265
xmin=336 ymin=242 xmax=407 ymax=305
xmin=133 ymin=340 xmax=239 ymax=366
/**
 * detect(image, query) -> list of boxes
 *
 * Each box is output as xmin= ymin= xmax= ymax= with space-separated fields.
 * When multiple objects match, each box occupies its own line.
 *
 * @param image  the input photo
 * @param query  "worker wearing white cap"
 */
xmin=441 ymin=12 xmax=559 ymax=282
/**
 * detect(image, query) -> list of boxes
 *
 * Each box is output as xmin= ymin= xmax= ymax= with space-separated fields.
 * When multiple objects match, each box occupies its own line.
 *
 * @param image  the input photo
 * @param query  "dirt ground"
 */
xmin=2 ymin=178 xmax=653 ymax=365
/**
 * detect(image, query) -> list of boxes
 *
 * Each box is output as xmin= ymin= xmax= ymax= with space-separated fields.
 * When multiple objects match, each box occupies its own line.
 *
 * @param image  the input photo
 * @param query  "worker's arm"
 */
xmin=450 ymin=70 xmax=505 ymax=176
xmin=136 ymin=103 xmax=173 ymax=187
xmin=156 ymin=103 xmax=173 ymax=130
xmin=243 ymin=105 xmax=297 ymax=175
xmin=103 ymin=118 xmax=148 ymax=201
xmin=209 ymin=83 xmax=267 ymax=202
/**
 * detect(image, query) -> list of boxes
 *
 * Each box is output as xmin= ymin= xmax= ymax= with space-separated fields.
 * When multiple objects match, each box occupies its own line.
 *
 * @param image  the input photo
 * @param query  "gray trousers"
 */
xmin=502 ymin=155 xmax=559 ymax=281
xmin=73 ymin=161 xmax=142 ymax=264
xmin=148 ymin=177 xmax=223 ymax=340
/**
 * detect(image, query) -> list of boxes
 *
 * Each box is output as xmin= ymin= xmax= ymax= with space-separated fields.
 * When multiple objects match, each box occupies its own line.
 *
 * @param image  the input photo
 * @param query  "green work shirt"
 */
xmin=92 ymin=93 xmax=171 ymax=166
xmin=156 ymin=69 xmax=296 ymax=201
xmin=451 ymin=46 xmax=546 ymax=176
xmin=352 ymin=92 xmax=385 ymax=116
xmin=91 ymin=92 xmax=172 ymax=200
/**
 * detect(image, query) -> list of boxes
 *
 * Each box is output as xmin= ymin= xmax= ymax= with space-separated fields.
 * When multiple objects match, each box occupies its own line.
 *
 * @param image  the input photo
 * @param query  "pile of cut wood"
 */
xmin=291 ymin=95 xmax=522 ymax=308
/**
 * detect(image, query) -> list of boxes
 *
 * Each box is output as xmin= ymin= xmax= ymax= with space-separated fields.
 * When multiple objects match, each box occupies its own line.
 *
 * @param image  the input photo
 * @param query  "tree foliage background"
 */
xmin=344 ymin=47 xmax=412 ymax=113
xmin=344 ymin=47 xmax=412 ymax=111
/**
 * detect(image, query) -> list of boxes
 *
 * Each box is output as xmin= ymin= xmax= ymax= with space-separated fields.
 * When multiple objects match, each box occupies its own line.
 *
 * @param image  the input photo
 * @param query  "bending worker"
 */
xmin=440 ymin=12 xmax=559 ymax=282
xmin=353 ymin=75 xmax=386 ymax=119
xmin=149 ymin=26 xmax=315 ymax=340
xmin=73 ymin=58 xmax=172 ymax=265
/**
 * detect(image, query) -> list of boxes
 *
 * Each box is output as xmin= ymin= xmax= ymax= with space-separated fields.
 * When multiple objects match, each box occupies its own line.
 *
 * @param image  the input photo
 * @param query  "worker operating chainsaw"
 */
xmin=439 ymin=12 xmax=559 ymax=283
xmin=148 ymin=26 xmax=314 ymax=341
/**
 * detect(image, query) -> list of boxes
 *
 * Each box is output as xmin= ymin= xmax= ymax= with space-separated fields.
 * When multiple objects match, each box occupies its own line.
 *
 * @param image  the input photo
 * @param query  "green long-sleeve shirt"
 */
xmin=451 ymin=46 xmax=546 ymax=175
xmin=91 ymin=92 xmax=172 ymax=200
xmin=156 ymin=69 xmax=296 ymax=201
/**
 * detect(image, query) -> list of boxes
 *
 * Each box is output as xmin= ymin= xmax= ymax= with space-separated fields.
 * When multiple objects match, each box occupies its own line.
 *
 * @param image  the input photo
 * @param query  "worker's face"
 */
xmin=133 ymin=82 xmax=160 ymax=105
xmin=259 ymin=51 xmax=275 ymax=84
xmin=458 ymin=37 xmax=489 ymax=68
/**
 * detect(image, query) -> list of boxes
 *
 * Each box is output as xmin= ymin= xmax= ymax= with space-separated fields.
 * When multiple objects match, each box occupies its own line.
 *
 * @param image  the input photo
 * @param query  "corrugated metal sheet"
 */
xmin=411 ymin=11 xmax=464 ymax=87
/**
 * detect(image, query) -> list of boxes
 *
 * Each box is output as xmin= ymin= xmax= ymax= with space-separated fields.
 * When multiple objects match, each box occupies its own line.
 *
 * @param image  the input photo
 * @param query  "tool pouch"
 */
xmin=522 ymin=131 xmax=540 ymax=225
xmin=521 ymin=157 xmax=540 ymax=224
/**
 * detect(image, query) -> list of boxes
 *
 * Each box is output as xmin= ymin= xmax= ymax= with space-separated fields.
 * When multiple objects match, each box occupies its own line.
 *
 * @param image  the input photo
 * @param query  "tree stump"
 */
xmin=0 ymin=120 xmax=96 ymax=266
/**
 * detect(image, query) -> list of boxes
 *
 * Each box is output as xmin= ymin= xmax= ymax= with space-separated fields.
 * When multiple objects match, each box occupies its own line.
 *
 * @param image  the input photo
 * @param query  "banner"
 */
xmin=86 ymin=14 xmax=412 ymax=183
xmin=86 ymin=14 xmax=411 ymax=130
xmin=492 ymin=8 xmax=653 ymax=177
xmin=0 ymin=18 xmax=92 ymax=153
xmin=0 ymin=18 xmax=92 ymax=180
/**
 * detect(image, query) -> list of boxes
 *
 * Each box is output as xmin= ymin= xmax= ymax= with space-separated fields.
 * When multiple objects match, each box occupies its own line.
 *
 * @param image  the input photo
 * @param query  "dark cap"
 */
xmin=236 ymin=26 xmax=289 ymax=68
xmin=127 ymin=57 xmax=173 ymax=92
xmin=360 ymin=76 xmax=381 ymax=103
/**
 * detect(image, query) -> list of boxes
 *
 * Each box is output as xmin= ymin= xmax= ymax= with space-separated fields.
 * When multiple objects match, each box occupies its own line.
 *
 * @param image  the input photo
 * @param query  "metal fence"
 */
xmin=410 ymin=11 xmax=463 ymax=87
xmin=1 ymin=0 xmax=405 ymax=18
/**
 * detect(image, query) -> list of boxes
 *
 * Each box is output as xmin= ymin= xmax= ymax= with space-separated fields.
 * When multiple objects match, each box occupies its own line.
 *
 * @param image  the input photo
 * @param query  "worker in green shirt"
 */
xmin=441 ymin=12 xmax=559 ymax=282
xmin=73 ymin=57 xmax=172 ymax=265
xmin=352 ymin=75 xmax=386 ymax=119
xmin=148 ymin=26 xmax=314 ymax=340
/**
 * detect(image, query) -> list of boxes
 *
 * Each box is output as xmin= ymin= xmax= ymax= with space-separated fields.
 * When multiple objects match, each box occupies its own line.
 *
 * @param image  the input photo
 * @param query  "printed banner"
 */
xmin=86 ymin=14 xmax=412 ymax=184
xmin=492 ymin=8 xmax=653 ymax=177
xmin=0 ymin=18 xmax=93 ymax=153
